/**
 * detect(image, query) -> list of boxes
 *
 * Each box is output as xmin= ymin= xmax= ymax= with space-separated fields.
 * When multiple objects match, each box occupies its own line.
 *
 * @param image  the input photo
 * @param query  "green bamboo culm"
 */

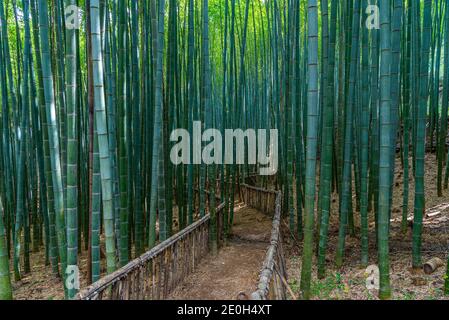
xmin=186 ymin=0 xmax=195 ymax=226
xmin=378 ymin=0 xmax=392 ymax=300
xmin=0 ymin=201 xmax=12 ymax=299
xmin=0 ymin=0 xmax=15 ymax=279
xmin=91 ymin=121 xmax=101 ymax=283
xmin=202 ymin=0 xmax=218 ymax=255
xmin=401 ymin=0 xmax=412 ymax=234
xmin=117 ymin=0 xmax=129 ymax=266
xmin=148 ymin=0 xmax=166 ymax=248
xmin=300 ymin=0 xmax=319 ymax=300
xmin=64 ymin=0 xmax=79 ymax=299
xmin=412 ymin=0 xmax=432 ymax=270
xmin=89 ymin=0 xmax=116 ymax=274
xmin=359 ymin=0 xmax=370 ymax=267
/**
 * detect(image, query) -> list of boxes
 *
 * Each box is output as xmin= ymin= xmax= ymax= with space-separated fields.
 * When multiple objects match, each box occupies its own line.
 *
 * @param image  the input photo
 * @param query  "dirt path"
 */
xmin=168 ymin=205 xmax=273 ymax=300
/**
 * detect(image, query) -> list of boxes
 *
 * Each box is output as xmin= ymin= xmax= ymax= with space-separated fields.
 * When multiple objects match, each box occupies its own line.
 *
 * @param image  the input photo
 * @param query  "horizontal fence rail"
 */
xmin=244 ymin=173 xmax=278 ymax=189
xmin=76 ymin=202 xmax=225 ymax=300
xmin=241 ymin=184 xmax=288 ymax=300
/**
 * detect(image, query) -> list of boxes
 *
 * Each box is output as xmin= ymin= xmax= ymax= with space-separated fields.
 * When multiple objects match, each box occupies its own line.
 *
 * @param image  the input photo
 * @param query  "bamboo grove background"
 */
xmin=0 ymin=0 xmax=449 ymax=300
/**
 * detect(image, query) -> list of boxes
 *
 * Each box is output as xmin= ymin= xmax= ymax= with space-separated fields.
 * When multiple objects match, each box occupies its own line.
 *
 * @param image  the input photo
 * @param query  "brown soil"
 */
xmin=12 ymin=247 xmax=95 ymax=300
xmin=286 ymin=154 xmax=449 ymax=300
xmin=168 ymin=205 xmax=272 ymax=300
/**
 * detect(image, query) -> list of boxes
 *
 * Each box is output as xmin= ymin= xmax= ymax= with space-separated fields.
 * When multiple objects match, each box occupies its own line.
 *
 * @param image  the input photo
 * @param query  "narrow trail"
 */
xmin=168 ymin=204 xmax=273 ymax=300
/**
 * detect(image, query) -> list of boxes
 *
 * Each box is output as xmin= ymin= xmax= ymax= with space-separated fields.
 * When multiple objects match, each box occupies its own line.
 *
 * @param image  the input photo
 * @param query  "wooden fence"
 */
xmin=241 ymin=184 xmax=288 ymax=300
xmin=76 ymin=181 xmax=287 ymax=300
xmin=75 ymin=202 xmax=225 ymax=300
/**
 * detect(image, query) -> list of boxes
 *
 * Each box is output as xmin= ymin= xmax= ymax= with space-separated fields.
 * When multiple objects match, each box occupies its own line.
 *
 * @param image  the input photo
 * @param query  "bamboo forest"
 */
xmin=1 ymin=0 xmax=449 ymax=302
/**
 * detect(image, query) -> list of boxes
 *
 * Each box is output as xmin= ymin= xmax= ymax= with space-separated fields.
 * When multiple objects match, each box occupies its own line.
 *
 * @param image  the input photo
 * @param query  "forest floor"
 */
xmin=168 ymin=203 xmax=272 ymax=300
xmin=12 ymin=246 xmax=91 ymax=300
xmin=286 ymin=153 xmax=449 ymax=300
